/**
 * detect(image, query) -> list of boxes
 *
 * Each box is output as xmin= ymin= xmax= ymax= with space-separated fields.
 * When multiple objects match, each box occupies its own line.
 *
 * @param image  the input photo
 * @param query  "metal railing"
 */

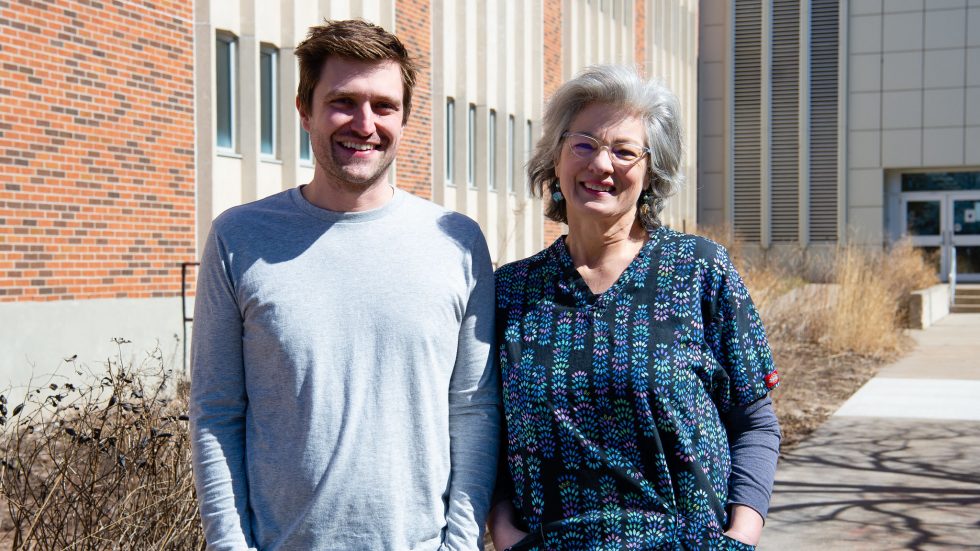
xmin=949 ymin=247 xmax=956 ymax=307
xmin=181 ymin=262 xmax=200 ymax=374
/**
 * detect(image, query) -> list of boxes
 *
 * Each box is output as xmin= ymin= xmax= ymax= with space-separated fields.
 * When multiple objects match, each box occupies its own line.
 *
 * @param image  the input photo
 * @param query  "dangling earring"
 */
xmin=638 ymin=189 xmax=652 ymax=218
xmin=551 ymin=182 xmax=564 ymax=202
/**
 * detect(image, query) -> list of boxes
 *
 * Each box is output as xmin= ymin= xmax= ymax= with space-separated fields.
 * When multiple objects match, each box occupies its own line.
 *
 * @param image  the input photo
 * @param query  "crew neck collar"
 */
xmin=290 ymin=185 xmax=404 ymax=223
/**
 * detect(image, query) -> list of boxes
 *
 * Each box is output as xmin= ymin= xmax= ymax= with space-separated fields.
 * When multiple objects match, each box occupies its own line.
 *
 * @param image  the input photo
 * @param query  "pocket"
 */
xmin=720 ymin=534 xmax=756 ymax=551
xmin=507 ymin=531 xmax=543 ymax=551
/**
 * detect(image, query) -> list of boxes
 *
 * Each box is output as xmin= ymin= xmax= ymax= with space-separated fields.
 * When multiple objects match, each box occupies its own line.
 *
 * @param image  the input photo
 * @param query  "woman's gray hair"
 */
xmin=527 ymin=64 xmax=684 ymax=230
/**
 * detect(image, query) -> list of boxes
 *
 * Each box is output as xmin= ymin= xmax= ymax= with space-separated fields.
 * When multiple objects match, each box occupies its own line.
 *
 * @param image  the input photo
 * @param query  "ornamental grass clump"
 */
xmin=695 ymin=226 xmax=937 ymax=358
xmin=822 ymin=240 xmax=938 ymax=358
xmin=0 ymin=340 xmax=205 ymax=550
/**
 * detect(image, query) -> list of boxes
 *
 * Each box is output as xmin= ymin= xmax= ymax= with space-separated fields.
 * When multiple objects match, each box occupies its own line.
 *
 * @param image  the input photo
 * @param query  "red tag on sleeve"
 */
xmin=764 ymin=371 xmax=780 ymax=390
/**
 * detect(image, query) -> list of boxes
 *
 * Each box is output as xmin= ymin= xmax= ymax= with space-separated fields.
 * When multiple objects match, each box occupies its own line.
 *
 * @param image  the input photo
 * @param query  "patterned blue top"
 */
xmin=495 ymin=227 xmax=779 ymax=550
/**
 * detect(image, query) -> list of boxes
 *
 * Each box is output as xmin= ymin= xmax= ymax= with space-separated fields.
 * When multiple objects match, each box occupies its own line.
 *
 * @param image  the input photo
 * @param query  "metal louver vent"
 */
xmin=809 ymin=0 xmax=839 ymax=242
xmin=771 ymin=0 xmax=800 ymax=242
xmin=733 ymin=0 xmax=763 ymax=241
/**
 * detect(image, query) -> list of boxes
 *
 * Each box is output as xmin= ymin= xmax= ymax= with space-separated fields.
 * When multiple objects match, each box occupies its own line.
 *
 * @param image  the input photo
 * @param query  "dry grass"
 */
xmin=0 ymin=341 xmax=204 ymax=550
xmin=697 ymin=227 xmax=938 ymax=449
xmin=698 ymin=226 xmax=937 ymax=360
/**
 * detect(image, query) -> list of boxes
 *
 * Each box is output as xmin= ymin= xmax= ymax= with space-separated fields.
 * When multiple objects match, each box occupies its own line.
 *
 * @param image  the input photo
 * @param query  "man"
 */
xmin=190 ymin=19 xmax=499 ymax=550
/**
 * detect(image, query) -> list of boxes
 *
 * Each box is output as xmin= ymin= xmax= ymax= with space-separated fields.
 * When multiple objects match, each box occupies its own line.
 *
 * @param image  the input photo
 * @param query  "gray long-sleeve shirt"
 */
xmin=190 ymin=187 xmax=500 ymax=550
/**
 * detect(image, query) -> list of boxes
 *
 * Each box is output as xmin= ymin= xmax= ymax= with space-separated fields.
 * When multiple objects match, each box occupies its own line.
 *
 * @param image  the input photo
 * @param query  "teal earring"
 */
xmin=551 ymin=181 xmax=564 ymax=202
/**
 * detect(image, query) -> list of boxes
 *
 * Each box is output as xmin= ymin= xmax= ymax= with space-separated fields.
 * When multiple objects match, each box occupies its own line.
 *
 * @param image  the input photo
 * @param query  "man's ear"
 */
xmin=296 ymin=96 xmax=309 ymax=132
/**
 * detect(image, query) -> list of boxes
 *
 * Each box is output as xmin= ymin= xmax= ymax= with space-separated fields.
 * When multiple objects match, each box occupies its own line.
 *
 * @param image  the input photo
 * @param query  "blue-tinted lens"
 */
xmin=612 ymin=146 xmax=642 ymax=161
xmin=568 ymin=135 xmax=598 ymax=157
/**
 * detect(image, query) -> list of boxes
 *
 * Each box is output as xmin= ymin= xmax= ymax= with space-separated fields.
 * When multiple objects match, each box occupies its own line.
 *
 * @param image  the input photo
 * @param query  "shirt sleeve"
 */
xmin=723 ymin=396 xmax=782 ymax=519
xmin=443 ymin=231 xmax=502 ymax=550
xmin=188 ymin=229 xmax=256 ymax=550
xmin=701 ymin=244 xmax=780 ymax=412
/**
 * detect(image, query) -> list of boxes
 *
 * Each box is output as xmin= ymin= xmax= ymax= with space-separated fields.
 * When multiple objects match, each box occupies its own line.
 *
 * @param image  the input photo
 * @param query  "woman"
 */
xmin=488 ymin=65 xmax=781 ymax=551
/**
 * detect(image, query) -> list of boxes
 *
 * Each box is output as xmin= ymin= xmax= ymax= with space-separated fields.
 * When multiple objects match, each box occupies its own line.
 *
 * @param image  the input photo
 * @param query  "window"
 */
xmin=446 ymin=98 xmax=455 ymax=185
xmin=260 ymin=45 xmax=278 ymax=157
xmin=488 ymin=110 xmax=497 ymax=191
xmin=525 ymin=120 xmax=533 ymax=196
xmin=216 ymin=32 xmax=237 ymax=151
xmin=507 ymin=115 xmax=515 ymax=193
xmin=467 ymin=104 xmax=476 ymax=188
xmin=299 ymin=126 xmax=311 ymax=163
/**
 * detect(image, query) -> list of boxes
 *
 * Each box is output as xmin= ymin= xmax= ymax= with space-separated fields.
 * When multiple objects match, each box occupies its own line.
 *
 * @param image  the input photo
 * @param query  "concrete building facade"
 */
xmin=698 ymin=0 xmax=980 ymax=282
xmin=1 ymin=0 xmax=701 ymax=387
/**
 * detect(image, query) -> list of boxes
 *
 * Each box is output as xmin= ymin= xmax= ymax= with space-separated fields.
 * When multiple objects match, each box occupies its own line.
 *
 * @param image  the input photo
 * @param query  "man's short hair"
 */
xmin=295 ymin=19 xmax=419 ymax=123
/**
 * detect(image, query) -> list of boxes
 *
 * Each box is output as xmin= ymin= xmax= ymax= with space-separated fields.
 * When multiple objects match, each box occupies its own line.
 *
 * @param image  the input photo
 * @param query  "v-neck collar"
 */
xmin=551 ymin=226 xmax=667 ymax=310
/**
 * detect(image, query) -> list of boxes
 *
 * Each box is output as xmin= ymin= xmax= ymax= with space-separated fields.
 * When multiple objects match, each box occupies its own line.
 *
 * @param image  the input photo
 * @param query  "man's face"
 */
xmin=300 ymin=57 xmax=405 ymax=190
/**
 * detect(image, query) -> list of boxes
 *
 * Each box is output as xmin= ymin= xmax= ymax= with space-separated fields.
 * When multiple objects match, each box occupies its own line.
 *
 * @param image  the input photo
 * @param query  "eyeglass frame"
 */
xmin=560 ymin=131 xmax=652 ymax=166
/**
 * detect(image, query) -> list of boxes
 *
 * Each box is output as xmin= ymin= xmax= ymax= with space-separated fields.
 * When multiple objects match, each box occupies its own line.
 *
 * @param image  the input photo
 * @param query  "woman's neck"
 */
xmin=565 ymin=217 xmax=649 ymax=294
xmin=565 ymin=217 xmax=647 ymax=268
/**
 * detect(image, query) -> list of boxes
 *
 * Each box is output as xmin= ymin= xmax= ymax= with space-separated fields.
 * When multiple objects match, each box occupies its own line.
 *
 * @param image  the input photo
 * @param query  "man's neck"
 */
xmin=301 ymin=174 xmax=394 ymax=213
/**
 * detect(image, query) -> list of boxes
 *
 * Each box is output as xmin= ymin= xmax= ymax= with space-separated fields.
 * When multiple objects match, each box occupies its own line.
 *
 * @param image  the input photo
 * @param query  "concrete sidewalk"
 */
xmin=760 ymin=314 xmax=980 ymax=551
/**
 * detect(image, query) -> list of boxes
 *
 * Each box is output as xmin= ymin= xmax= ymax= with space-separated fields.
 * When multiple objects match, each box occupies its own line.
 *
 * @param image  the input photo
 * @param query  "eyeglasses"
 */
xmin=561 ymin=132 xmax=650 ymax=166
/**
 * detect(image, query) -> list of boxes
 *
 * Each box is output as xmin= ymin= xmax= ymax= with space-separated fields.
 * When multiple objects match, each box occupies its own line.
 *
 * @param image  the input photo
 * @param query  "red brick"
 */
xmin=396 ymin=0 xmax=433 ymax=201
xmin=0 ymin=0 xmax=196 ymax=302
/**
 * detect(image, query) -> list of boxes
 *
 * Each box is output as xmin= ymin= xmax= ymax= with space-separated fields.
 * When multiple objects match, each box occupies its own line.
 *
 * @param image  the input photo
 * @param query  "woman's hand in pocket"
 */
xmin=488 ymin=499 xmax=529 ymax=550
xmin=724 ymin=504 xmax=763 ymax=546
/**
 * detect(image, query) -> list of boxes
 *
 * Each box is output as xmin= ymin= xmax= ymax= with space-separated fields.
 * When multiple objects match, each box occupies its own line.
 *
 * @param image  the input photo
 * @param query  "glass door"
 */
xmin=950 ymin=193 xmax=980 ymax=283
xmin=901 ymin=193 xmax=944 ymax=277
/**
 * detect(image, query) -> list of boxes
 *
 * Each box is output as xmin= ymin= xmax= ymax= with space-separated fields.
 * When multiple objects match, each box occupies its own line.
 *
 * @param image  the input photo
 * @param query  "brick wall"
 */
xmin=0 ymin=0 xmax=196 ymax=302
xmin=543 ymin=0 xmax=564 ymax=246
xmin=395 ymin=0 xmax=432 ymax=200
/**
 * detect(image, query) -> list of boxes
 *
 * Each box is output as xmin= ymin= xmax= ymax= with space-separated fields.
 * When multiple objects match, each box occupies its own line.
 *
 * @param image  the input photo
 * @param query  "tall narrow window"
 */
xmin=468 ymin=104 xmax=476 ymax=188
xmin=507 ymin=115 xmax=515 ymax=193
xmin=488 ymin=110 xmax=497 ymax=191
xmin=216 ymin=32 xmax=237 ymax=151
xmin=299 ymin=126 xmax=311 ymax=163
xmin=525 ymin=120 xmax=533 ymax=196
xmin=260 ymin=45 xmax=278 ymax=157
xmin=445 ymin=98 xmax=455 ymax=185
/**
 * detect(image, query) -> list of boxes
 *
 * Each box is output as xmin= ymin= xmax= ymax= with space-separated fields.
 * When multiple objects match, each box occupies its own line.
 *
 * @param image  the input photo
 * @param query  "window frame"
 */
xmin=259 ymin=44 xmax=279 ymax=159
xmin=489 ymin=109 xmax=497 ymax=191
xmin=467 ymin=103 xmax=476 ymax=189
xmin=507 ymin=114 xmax=515 ymax=194
xmin=215 ymin=31 xmax=238 ymax=153
xmin=525 ymin=119 xmax=533 ymax=196
xmin=446 ymin=98 xmax=455 ymax=186
xmin=299 ymin=125 xmax=312 ymax=164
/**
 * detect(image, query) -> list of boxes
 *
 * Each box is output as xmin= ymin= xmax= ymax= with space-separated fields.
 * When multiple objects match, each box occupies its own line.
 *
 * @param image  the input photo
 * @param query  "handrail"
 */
xmin=949 ymin=246 xmax=956 ymax=307
xmin=181 ymin=262 xmax=200 ymax=374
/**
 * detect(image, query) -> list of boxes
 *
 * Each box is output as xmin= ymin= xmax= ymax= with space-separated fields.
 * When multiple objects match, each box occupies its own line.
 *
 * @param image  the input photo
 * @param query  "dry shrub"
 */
xmin=0 ymin=340 xmax=204 ymax=550
xmin=820 ymin=240 xmax=937 ymax=358
xmin=693 ymin=228 xmax=938 ymax=448
xmin=879 ymin=239 xmax=941 ymax=320
xmin=821 ymin=245 xmax=901 ymax=356
xmin=695 ymin=227 xmax=937 ymax=358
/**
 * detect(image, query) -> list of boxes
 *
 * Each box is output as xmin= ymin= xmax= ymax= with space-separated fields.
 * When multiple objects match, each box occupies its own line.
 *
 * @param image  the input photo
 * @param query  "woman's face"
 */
xmin=556 ymin=103 xmax=649 ymax=229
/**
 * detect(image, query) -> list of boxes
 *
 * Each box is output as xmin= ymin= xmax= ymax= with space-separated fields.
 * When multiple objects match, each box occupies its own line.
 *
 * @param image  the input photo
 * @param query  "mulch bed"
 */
xmin=769 ymin=340 xmax=896 ymax=449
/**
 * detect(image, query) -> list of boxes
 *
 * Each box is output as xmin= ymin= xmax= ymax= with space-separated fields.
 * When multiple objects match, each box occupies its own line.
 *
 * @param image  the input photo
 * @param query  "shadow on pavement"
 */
xmin=761 ymin=417 xmax=980 ymax=551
